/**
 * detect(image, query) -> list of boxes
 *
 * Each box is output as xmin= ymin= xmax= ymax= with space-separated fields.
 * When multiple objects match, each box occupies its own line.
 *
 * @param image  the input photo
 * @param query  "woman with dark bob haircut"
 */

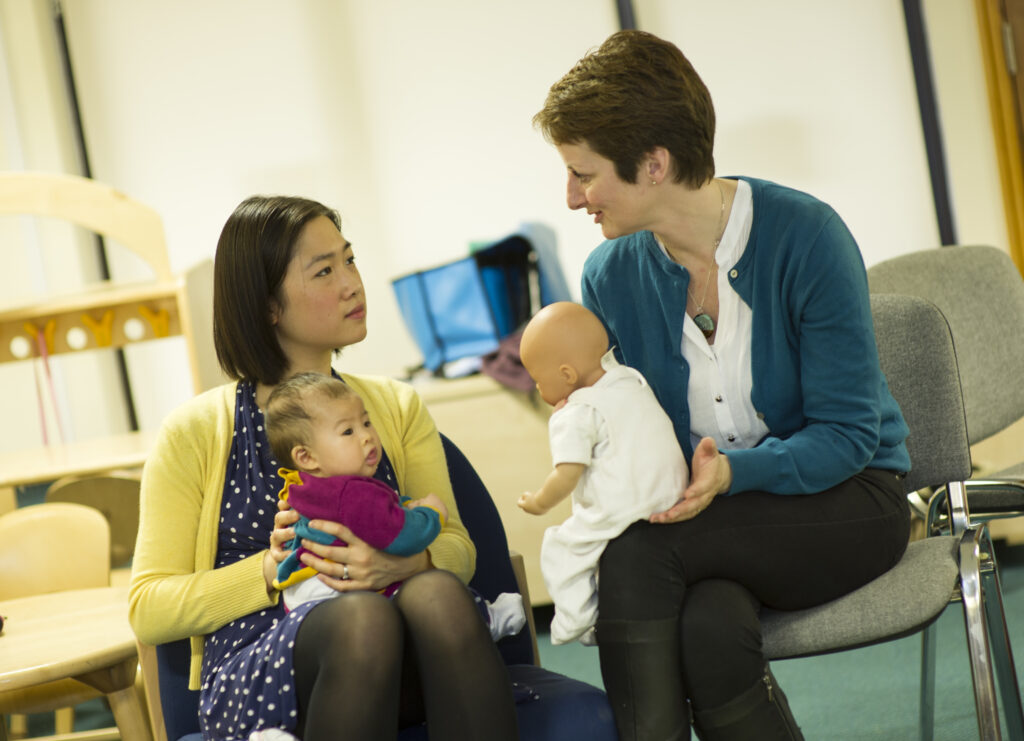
xmin=534 ymin=30 xmax=910 ymax=740
xmin=129 ymin=195 xmax=518 ymax=740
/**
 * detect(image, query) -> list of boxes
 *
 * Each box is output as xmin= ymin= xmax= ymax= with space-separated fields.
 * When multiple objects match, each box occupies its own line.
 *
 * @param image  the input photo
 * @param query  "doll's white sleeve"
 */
xmin=547 ymin=401 xmax=605 ymax=467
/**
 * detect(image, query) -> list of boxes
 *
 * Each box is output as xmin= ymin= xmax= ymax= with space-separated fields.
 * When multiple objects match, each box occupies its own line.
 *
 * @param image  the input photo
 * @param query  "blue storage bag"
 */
xmin=391 ymin=233 xmax=570 ymax=372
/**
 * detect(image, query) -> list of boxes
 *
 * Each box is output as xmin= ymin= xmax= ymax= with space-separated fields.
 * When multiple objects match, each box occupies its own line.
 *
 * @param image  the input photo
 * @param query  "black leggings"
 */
xmin=597 ymin=468 xmax=910 ymax=709
xmin=292 ymin=569 xmax=518 ymax=740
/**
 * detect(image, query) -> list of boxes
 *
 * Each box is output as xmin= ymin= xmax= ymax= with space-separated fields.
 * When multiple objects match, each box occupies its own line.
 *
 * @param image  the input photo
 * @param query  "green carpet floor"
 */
xmin=535 ymin=541 xmax=1024 ymax=740
xmin=14 ymin=539 xmax=1024 ymax=739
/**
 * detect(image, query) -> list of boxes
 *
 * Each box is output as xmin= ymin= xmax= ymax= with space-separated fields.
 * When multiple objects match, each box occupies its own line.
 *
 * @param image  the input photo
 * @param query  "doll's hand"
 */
xmin=517 ymin=491 xmax=549 ymax=515
xmin=650 ymin=437 xmax=731 ymax=524
xmin=407 ymin=493 xmax=448 ymax=522
xmin=301 ymin=520 xmax=430 ymax=593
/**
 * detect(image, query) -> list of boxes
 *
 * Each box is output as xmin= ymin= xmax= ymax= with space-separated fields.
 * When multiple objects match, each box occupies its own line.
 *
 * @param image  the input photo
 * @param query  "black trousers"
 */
xmin=596 ymin=467 xmax=910 ymax=710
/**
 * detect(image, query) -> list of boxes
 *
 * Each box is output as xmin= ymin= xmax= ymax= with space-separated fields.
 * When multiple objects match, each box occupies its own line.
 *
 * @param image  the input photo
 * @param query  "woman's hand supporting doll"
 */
xmin=650 ymin=437 xmax=732 ymax=524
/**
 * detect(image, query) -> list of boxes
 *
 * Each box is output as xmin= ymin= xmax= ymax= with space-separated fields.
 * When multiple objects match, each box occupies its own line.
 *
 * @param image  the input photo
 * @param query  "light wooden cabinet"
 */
xmin=0 ymin=172 xmax=222 ymax=489
xmin=416 ymin=374 xmax=568 ymax=605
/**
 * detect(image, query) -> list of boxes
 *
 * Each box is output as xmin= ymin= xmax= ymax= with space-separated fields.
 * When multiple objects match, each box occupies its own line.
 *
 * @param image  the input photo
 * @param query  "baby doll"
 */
xmin=517 ymin=302 xmax=687 ymax=645
xmin=266 ymin=372 xmax=526 ymax=641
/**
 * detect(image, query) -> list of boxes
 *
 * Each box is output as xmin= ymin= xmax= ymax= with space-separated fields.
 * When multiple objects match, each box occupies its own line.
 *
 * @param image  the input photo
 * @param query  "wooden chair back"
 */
xmin=47 ymin=471 xmax=141 ymax=569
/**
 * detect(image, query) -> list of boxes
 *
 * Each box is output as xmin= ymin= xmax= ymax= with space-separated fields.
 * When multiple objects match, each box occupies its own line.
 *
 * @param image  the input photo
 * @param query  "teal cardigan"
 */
xmin=581 ymin=177 xmax=910 ymax=495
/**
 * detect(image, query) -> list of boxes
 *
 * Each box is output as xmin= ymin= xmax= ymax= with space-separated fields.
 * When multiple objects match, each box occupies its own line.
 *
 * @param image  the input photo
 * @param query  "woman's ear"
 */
xmin=269 ymin=299 xmax=281 ymax=326
xmin=646 ymin=147 xmax=672 ymax=184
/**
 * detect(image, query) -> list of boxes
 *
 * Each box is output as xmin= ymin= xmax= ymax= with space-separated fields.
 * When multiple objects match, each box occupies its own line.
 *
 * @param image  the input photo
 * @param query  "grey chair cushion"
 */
xmin=868 ymin=245 xmax=1024 ymax=445
xmin=761 ymin=536 xmax=959 ymax=660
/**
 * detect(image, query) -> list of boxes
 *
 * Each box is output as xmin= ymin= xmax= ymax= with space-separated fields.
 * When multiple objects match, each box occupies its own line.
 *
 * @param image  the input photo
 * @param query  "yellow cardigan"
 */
xmin=129 ymin=374 xmax=475 ymax=688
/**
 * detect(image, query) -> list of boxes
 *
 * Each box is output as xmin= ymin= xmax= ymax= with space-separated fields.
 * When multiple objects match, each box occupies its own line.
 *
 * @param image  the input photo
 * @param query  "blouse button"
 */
xmin=729 ymin=269 xmax=738 ymax=278
xmin=727 ymin=434 xmax=736 ymax=442
xmin=715 ymin=395 xmax=723 ymax=403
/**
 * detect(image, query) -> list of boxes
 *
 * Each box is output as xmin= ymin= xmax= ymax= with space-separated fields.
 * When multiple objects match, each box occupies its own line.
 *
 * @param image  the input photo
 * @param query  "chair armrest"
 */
xmin=510 ymin=550 xmax=541 ymax=666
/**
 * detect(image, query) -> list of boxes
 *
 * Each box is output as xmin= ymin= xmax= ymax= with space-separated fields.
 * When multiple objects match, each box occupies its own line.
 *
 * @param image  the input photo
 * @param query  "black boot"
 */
xmin=597 ymin=617 xmax=691 ymax=741
xmin=692 ymin=665 xmax=803 ymax=741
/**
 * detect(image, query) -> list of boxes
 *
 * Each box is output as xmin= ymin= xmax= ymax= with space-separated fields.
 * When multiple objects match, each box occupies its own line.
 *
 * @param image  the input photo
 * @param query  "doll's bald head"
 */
xmin=520 ymin=302 xmax=609 ymax=406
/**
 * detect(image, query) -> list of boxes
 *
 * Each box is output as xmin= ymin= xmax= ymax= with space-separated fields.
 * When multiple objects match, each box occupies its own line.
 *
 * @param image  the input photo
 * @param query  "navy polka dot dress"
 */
xmin=198 ymin=381 xmax=400 ymax=739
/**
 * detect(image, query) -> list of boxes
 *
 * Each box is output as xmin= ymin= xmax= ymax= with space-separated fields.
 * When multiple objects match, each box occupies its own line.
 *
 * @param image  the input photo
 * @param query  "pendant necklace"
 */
xmin=688 ymin=180 xmax=726 ymax=340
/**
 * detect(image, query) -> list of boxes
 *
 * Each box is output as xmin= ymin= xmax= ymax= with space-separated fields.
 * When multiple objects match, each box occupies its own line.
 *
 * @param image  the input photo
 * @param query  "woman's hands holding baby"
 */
xmin=266 ymin=498 xmax=430 ymax=594
xmin=263 ymin=504 xmax=301 ymax=594
xmin=650 ymin=436 xmax=732 ymax=524
xmin=299 ymin=521 xmax=430 ymax=592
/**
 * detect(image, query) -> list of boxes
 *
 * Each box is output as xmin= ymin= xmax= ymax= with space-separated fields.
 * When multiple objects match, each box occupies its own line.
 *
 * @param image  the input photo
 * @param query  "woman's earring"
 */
xmin=651 ymin=180 xmax=657 ymax=186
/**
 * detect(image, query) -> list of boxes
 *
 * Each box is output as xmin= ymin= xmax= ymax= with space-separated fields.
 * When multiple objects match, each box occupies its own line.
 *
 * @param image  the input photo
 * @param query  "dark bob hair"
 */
xmin=213 ymin=195 xmax=341 ymax=385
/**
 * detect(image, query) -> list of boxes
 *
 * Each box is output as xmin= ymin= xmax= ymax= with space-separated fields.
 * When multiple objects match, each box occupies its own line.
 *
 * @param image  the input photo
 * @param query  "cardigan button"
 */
xmin=729 ymin=269 xmax=738 ymax=278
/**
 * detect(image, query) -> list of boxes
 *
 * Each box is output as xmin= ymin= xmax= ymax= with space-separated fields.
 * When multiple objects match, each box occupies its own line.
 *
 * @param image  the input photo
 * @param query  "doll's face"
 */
xmin=301 ymin=395 xmax=381 ymax=478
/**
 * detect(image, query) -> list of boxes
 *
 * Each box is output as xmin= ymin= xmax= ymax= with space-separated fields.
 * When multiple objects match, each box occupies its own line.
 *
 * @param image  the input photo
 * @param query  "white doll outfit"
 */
xmin=541 ymin=350 xmax=688 ymax=645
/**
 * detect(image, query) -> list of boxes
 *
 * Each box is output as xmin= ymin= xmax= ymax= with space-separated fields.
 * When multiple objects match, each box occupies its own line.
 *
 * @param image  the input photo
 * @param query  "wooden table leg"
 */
xmin=106 ymin=683 xmax=154 ymax=741
xmin=75 ymin=656 xmax=153 ymax=741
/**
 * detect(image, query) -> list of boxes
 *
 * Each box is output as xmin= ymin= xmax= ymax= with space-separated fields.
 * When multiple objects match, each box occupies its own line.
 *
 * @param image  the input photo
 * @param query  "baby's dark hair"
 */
xmin=265 ymin=372 xmax=357 ymax=468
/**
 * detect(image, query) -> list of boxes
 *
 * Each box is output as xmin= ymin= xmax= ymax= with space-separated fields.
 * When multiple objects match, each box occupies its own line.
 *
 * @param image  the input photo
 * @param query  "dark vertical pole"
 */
xmin=616 ymin=0 xmax=638 ymax=30
xmin=51 ymin=0 xmax=139 ymax=430
xmin=903 ymin=0 xmax=959 ymax=246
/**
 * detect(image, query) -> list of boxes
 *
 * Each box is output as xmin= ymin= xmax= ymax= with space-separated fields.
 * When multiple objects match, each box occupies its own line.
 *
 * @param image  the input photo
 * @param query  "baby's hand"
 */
xmin=408 ymin=493 xmax=448 ymax=522
xmin=517 ymin=492 xmax=548 ymax=515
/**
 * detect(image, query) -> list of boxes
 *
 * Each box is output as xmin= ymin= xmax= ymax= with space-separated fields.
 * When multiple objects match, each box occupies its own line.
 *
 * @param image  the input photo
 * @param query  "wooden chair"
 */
xmin=46 ymin=470 xmax=142 ymax=573
xmin=0 ymin=502 xmax=120 ymax=740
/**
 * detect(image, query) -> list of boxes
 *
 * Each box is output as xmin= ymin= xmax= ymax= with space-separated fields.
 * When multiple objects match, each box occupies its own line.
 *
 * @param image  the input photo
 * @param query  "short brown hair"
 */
xmin=265 ymin=372 xmax=357 ymax=468
xmin=213 ymin=195 xmax=342 ymax=385
xmin=533 ymin=30 xmax=715 ymax=188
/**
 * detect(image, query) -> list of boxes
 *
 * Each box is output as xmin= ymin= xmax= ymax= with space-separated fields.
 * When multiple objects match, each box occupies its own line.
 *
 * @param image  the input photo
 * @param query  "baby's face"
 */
xmin=307 ymin=395 xmax=382 ymax=478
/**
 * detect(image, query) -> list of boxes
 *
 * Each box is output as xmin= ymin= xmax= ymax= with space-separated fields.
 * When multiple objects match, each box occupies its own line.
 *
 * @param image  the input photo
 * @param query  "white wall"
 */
xmin=0 ymin=0 xmax=1006 ymax=454
xmin=639 ymin=0 xmax=941 ymax=266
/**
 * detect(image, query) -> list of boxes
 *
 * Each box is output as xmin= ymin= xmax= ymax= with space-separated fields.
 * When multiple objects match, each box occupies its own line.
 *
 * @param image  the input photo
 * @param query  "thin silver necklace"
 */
xmin=687 ymin=180 xmax=726 ymax=339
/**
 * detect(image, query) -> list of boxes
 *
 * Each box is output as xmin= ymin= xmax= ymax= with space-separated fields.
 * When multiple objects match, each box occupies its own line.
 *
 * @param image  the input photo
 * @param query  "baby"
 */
xmin=517 ymin=302 xmax=687 ymax=645
xmin=266 ymin=372 xmax=525 ymax=640
xmin=266 ymin=372 xmax=447 ymax=607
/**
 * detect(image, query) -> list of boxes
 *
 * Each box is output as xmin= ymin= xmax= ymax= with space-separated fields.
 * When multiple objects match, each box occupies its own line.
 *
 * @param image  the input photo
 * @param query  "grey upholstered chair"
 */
xmin=759 ymin=294 xmax=1023 ymax=741
xmin=868 ymin=245 xmax=1024 ymax=535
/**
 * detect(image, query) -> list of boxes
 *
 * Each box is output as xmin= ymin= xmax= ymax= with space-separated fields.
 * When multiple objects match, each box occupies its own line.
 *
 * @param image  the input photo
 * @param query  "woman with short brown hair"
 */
xmin=535 ymin=30 xmax=910 ymax=741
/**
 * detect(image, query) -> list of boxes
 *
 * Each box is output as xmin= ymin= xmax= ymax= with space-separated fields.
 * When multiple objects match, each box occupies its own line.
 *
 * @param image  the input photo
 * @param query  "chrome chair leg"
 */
xmin=960 ymin=527 xmax=1003 ymax=741
xmin=978 ymin=537 xmax=1024 ymax=740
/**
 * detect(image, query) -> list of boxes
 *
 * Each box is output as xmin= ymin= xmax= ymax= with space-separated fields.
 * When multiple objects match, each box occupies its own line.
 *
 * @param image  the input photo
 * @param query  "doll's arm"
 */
xmin=518 ymin=462 xmax=585 ymax=515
